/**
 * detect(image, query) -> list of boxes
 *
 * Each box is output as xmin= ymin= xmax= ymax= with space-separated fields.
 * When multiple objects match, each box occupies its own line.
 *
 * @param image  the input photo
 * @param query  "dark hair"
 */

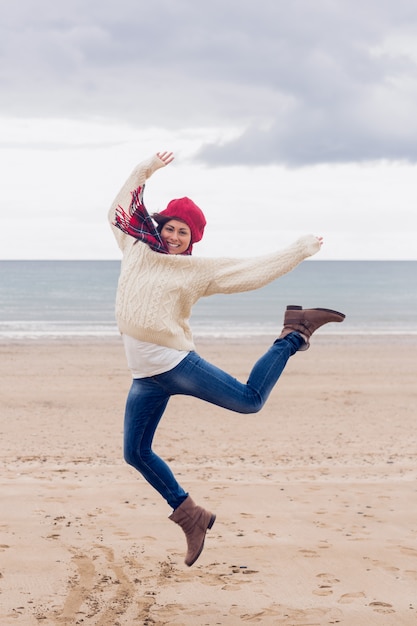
xmin=152 ymin=213 xmax=168 ymax=234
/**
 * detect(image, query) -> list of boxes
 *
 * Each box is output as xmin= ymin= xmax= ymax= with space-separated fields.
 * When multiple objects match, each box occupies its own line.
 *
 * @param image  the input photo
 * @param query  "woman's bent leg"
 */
xmin=246 ymin=332 xmax=303 ymax=404
xmin=155 ymin=333 xmax=304 ymax=414
xmin=124 ymin=378 xmax=188 ymax=510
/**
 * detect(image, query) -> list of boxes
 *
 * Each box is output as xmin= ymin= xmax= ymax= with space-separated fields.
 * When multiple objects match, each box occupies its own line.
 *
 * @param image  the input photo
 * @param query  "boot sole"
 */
xmin=208 ymin=513 xmax=216 ymax=529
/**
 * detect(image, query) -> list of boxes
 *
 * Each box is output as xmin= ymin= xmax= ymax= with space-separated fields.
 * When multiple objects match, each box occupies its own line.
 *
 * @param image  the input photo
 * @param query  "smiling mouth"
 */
xmin=166 ymin=243 xmax=182 ymax=253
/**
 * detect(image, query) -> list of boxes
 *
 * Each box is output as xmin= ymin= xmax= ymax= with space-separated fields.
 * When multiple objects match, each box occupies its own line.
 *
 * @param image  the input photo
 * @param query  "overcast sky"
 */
xmin=1 ymin=0 xmax=417 ymax=259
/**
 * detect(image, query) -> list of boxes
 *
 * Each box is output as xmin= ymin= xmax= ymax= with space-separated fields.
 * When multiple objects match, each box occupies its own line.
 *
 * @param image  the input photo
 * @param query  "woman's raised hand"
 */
xmin=157 ymin=151 xmax=175 ymax=165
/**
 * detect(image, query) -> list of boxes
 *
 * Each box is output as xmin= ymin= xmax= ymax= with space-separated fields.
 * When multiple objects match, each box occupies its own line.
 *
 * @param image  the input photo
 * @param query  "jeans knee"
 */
xmin=237 ymin=398 xmax=264 ymax=414
xmin=246 ymin=391 xmax=264 ymax=414
xmin=124 ymin=446 xmax=145 ymax=470
xmin=124 ymin=447 xmax=135 ymax=467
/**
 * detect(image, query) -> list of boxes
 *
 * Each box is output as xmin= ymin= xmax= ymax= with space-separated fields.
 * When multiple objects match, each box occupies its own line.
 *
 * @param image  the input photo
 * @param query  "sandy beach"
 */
xmin=1 ymin=335 xmax=417 ymax=625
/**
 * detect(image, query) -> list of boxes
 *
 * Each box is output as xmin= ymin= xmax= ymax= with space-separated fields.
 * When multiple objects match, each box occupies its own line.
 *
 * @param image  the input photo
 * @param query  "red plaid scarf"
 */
xmin=114 ymin=186 xmax=192 ymax=255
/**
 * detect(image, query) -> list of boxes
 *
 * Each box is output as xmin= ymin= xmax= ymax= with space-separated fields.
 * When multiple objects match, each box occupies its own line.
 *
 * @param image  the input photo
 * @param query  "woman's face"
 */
xmin=160 ymin=219 xmax=192 ymax=254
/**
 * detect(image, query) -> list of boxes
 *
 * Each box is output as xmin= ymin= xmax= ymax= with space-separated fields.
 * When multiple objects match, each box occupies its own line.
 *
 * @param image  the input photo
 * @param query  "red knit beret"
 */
xmin=154 ymin=197 xmax=206 ymax=243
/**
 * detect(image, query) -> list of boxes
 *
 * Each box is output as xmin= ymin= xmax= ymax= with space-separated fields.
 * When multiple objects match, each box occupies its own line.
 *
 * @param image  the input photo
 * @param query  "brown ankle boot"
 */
xmin=279 ymin=305 xmax=345 ymax=350
xmin=169 ymin=496 xmax=216 ymax=566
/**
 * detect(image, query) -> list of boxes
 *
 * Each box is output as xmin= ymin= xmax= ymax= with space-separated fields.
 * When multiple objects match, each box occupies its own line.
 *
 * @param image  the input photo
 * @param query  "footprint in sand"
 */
xmin=369 ymin=601 xmax=395 ymax=614
xmin=45 ymin=544 xmax=137 ymax=625
xmin=363 ymin=556 xmax=400 ymax=575
xmin=230 ymin=604 xmax=342 ymax=623
xmin=337 ymin=591 xmax=366 ymax=604
xmin=313 ymin=572 xmax=340 ymax=596
xmin=313 ymin=587 xmax=333 ymax=597
xmin=254 ymin=529 xmax=276 ymax=538
xmin=399 ymin=545 xmax=417 ymax=557
xmin=298 ymin=549 xmax=319 ymax=558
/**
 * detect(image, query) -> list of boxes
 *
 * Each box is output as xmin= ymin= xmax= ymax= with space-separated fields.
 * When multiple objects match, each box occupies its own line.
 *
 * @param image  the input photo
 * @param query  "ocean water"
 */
xmin=0 ymin=260 xmax=416 ymax=339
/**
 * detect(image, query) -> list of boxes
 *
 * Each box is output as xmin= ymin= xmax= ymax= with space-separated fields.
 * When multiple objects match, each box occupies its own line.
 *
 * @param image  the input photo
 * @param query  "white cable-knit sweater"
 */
xmin=108 ymin=155 xmax=321 ymax=351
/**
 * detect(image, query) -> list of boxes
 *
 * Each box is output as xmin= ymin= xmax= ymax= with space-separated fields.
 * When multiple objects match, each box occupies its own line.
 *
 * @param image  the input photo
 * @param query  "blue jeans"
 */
xmin=124 ymin=332 xmax=303 ymax=509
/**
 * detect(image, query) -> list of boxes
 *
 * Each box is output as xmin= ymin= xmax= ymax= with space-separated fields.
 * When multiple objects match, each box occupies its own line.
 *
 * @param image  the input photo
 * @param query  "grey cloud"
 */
xmin=2 ymin=0 xmax=417 ymax=165
xmin=197 ymin=117 xmax=417 ymax=167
